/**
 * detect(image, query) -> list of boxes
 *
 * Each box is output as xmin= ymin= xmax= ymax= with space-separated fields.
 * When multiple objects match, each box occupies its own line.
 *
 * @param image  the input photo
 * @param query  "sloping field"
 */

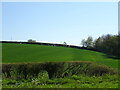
xmin=2 ymin=43 xmax=119 ymax=68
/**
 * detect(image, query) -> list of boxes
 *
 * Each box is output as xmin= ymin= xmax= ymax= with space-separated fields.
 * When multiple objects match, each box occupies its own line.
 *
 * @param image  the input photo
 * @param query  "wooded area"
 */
xmin=81 ymin=34 xmax=120 ymax=59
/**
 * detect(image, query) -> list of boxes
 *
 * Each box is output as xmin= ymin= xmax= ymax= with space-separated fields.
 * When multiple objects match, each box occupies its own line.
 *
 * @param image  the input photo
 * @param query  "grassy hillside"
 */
xmin=2 ymin=43 xmax=119 ymax=68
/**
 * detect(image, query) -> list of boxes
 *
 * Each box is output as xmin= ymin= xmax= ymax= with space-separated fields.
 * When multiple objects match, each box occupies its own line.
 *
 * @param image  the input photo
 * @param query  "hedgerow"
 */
xmin=2 ymin=61 xmax=118 ymax=80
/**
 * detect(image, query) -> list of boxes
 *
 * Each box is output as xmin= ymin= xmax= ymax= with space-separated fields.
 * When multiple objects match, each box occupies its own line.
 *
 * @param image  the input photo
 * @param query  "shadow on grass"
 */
xmin=102 ymin=54 xmax=120 ymax=60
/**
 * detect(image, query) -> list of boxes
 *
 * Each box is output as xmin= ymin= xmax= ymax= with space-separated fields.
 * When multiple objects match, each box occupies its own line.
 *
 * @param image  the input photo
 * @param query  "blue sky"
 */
xmin=2 ymin=2 xmax=118 ymax=46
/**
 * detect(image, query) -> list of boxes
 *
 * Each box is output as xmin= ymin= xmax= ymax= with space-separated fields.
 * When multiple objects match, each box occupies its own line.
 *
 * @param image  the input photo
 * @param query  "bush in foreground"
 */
xmin=2 ymin=61 xmax=118 ymax=79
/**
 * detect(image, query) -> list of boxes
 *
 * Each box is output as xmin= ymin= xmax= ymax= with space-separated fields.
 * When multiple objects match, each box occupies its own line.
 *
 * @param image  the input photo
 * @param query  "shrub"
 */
xmin=88 ymin=64 xmax=118 ymax=76
xmin=2 ymin=61 xmax=118 ymax=80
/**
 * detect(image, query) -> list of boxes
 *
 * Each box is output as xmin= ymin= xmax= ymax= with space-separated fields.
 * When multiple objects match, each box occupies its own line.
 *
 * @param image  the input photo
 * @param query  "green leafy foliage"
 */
xmin=2 ymin=62 xmax=118 ymax=80
xmin=94 ymin=34 xmax=120 ymax=58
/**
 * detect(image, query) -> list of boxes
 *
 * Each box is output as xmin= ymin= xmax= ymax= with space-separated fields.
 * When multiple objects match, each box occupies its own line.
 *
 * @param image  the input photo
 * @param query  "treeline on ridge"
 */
xmin=94 ymin=34 xmax=120 ymax=58
xmin=81 ymin=34 xmax=120 ymax=59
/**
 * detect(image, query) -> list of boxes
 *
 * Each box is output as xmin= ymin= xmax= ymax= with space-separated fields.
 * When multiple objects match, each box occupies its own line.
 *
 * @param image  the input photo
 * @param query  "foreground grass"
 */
xmin=2 ymin=74 xmax=118 ymax=88
xmin=2 ymin=43 xmax=119 ymax=68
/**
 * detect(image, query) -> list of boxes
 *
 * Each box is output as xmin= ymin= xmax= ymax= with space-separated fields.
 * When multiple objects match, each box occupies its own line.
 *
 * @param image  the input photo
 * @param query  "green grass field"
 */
xmin=2 ymin=43 xmax=119 ymax=68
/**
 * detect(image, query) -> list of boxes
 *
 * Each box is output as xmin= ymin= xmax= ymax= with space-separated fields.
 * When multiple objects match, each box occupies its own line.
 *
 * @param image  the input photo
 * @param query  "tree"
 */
xmin=85 ymin=36 xmax=93 ymax=48
xmin=93 ymin=34 xmax=119 ymax=59
xmin=94 ymin=37 xmax=103 ymax=50
xmin=28 ymin=39 xmax=36 ymax=42
xmin=63 ymin=42 xmax=67 ymax=45
xmin=81 ymin=39 xmax=86 ymax=47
